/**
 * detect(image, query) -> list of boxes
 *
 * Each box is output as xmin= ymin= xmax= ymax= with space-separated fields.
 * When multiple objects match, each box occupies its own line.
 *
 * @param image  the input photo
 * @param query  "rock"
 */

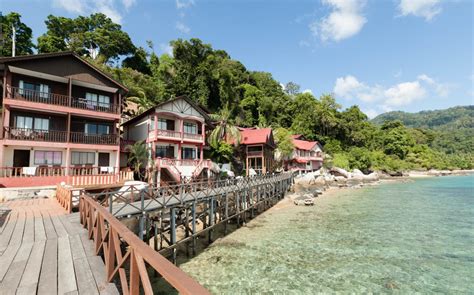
xmin=362 ymin=172 xmax=379 ymax=182
xmin=352 ymin=169 xmax=364 ymax=176
xmin=36 ymin=189 xmax=55 ymax=198
xmin=330 ymin=167 xmax=351 ymax=178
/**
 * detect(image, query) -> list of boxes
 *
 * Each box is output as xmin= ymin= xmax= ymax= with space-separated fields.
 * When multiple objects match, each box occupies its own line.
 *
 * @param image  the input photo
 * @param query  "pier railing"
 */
xmin=82 ymin=172 xmax=294 ymax=218
xmin=79 ymin=194 xmax=210 ymax=295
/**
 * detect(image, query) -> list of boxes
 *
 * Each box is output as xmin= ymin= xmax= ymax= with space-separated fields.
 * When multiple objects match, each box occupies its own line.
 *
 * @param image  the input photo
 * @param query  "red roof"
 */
xmin=240 ymin=128 xmax=274 ymax=145
xmin=293 ymin=139 xmax=318 ymax=151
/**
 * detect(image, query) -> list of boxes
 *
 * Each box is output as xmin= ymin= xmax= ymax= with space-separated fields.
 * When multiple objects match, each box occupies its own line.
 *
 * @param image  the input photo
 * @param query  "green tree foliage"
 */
xmin=274 ymin=128 xmax=295 ymax=160
xmin=126 ymin=141 xmax=149 ymax=180
xmin=10 ymin=11 xmax=471 ymax=172
xmin=0 ymin=12 xmax=34 ymax=56
xmin=209 ymin=108 xmax=241 ymax=148
xmin=37 ymin=13 xmax=135 ymax=63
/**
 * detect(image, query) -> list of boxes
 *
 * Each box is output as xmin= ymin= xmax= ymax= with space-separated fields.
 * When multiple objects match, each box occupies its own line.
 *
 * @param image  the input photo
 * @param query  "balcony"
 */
xmin=247 ymin=151 xmax=264 ymax=157
xmin=5 ymin=86 xmax=120 ymax=114
xmin=4 ymin=127 xmax=119 ymax=145
xmin=149 ymin=129 xmax=204 ymax=142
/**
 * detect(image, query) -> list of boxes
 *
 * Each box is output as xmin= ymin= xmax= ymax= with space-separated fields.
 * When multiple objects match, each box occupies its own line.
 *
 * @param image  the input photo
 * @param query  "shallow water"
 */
xmin=180 ymin=175 xmax=474 ymax=294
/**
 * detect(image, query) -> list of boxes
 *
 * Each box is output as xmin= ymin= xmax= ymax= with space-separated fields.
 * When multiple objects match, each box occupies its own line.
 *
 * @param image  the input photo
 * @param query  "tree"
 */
xmin=126 ymin=141 xmax=149 ymax=180
xmin=37 ymin=13 xmax=135 ymax=63
xmin=122 ymin=47 xmax=151 ymax=75
xmin=284 ymin=82 xmax=300 ymax=96
xmin=126 ymin=89 xmax=154 ymax=115
xmin=0 ymin=12 xmax=34 ymax=56
xmin=274 ymin=127 xmax=295 ymax=161
xmin=209 ymin=107 xmax=241 ymax=148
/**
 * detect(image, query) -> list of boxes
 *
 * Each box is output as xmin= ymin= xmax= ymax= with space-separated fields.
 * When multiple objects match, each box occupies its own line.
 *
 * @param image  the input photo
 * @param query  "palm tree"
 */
xmin=209 ymin=107 xmax=241 ymax=148
xmin=126 ymin=141 xmax=149 ymax=181
xmin=127 ymin=89 xmax=154 ymax=115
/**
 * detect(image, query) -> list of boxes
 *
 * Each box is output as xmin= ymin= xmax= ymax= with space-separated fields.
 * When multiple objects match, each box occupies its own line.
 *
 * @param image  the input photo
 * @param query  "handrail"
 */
xmin=7 ymin=85 xmax=69 ymax=106
xmin=4 ymin=126 xmax=68 ymax=142
xmin=6 ymin=85 xmax=119 ymax=114
xmin=70 ymin=132 xmax=119 ymax=145
xmin=4 ymin=126 xmax=119 ymax=145
xmin=79 ymin=194 xmax=210 ymax=295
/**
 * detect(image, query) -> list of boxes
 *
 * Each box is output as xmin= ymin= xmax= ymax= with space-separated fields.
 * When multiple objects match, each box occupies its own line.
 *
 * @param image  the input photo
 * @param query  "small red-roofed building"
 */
xmin=238 ymin=127 xmax=276 ymax=176
xmin=286 ymin=134 xmax=324 ymax=173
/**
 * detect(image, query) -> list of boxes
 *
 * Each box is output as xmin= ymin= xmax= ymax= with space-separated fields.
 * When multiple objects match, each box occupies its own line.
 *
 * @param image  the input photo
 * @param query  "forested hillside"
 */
xmin=2 ymin=12 xmax=472 ymax=172
xmin=372 ymin=106 xmax=473 ymax=154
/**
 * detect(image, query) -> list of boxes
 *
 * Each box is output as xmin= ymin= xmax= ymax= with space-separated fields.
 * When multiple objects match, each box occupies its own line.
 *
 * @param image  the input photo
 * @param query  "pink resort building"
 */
xmin=238 ymin=127 xmax=276 ymax=176
xmin=121 ymin=96 xmax=214 ymax=185
xmin=0 ymin=52 xmax=127 ymax=187
xmin=286 ymin=134 xmax=324 ymax=174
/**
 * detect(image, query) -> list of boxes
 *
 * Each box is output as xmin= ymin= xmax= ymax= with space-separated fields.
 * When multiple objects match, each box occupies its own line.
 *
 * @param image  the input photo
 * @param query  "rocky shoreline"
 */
xmin=289 ymin=167 xmax=474 ymax=206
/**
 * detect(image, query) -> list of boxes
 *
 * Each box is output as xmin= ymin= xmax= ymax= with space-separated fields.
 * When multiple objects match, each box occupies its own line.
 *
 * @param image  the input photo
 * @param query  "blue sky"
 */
xmin=3 ymin=0 xmax=473 ymax=117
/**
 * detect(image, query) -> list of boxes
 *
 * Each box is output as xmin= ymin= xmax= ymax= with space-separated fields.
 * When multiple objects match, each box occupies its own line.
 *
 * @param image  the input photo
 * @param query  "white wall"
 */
xmin=126 ymin=116 xmax=149 ymax=142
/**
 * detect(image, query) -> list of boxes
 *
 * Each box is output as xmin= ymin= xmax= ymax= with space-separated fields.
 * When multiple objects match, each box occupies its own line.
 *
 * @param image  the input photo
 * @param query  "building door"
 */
xmin=13 ymin=150 xmax=30 ymax=167
xmin=98 ymin=153 xmax=110 ymax=166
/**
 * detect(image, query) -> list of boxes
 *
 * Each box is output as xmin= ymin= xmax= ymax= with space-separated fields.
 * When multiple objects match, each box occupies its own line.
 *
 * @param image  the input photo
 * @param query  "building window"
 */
xmin=86 ymin=92 xmax=110 ymax=108
xmin=183 ymin=122 xmax=197 ymax=134
xmin=34 ymin=151 xmax=62 ymax=165
xmin=150 ymin=116 xmax=155 ymax=130
xmin=85 ymin=123 xmax=110 ymax=134
xmin=181 ymin=147 xmax=196 ymax=159
xmin=247 ymin=146 xmax=263 ymax=152
xmin=34 ymin=118 xmax=49 ymax=131
xmin=156 ymin=145 xmax=174 ymax=158
xmin=19 ymin=80 xmax=50 ymax=99
xmin=15 ymin=116 xmax=33 ymax=129
xmin=71 ymin=152 xmax=95 ymax=165
xmin=158 ymin=118 xmax=175 ymax=130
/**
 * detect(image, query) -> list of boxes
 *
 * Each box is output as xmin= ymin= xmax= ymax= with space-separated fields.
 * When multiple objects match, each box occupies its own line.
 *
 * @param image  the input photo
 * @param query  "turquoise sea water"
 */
xmin=180 ymin=175 xmax=474 ymax=294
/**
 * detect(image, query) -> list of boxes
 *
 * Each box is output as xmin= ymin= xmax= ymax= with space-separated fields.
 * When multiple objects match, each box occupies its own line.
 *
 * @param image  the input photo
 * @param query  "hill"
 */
xmin=371 ymin=106 xmax=474 ymax=131
xmin=372 ymin=106 xmax=474 ymax=154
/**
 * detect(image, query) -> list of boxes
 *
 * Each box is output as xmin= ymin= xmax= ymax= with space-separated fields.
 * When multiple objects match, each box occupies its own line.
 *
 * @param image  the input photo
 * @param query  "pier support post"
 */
xmin=208 ymin=198 xmax=214 ymax=244
xmin=192 ymin=202 xmax=197 ymax=256
xmin=170 ymin=208 xmax=177 ymax=264
xmin=224 ymin=193 xmax=229 ymax=235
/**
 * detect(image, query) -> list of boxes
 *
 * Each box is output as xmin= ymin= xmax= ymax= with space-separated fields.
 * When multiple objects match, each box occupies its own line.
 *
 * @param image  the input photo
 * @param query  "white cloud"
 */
xmin=398 ymin=0 xmax=442 ymax=21
xmin=384 ymin=81 xmax=426 ymax=107
xmin=159 ymin=43 xmax=173 ymax=56
xmin=52 ymin=0 xmax=85 ymax=14
xmin=122 ymin=0 xmax=136 ymax=10
xmin=51 ymin=0 xmax=136 ymax=24
xmin=176 ymin=21 xmax=191 ymax=34
xmin=303 ymin=89 xmax=313 ymax=94
xmin=310 ymin=0 xmax=367 ymax=42
xmin=364 ymin=108 xmax=379 ymax=119
xmin=333 ymin=73 xmax=452 ymax=110
xmin=176 ymin=0 xmax=195 ymax=9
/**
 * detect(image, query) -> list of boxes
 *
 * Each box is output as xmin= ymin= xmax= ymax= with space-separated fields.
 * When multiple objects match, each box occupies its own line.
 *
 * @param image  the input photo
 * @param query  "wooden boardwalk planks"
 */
xmin=0 ymin=198 xmax=119 ymax=295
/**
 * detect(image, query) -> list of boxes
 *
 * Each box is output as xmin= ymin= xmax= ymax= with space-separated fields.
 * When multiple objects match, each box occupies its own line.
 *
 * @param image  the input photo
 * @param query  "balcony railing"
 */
xmin=70 ymin=132 xmax=119 ymax=145
xmin=247 ymin=150 xmax=264 ymax=157
xmin=183 ymin=132 xmax=203 ymax=141
xmin=0 ymin=166 xmax=118 ymax=178
xmin=150 ymin=129 xmax=204 ymax=141
xmin=4 ymin=127 xmax=119 ymax=145
xmin=4 ymin=127 xmax=68 ymax=142
xmin=6 ymin=86 xmax=119 ymax=114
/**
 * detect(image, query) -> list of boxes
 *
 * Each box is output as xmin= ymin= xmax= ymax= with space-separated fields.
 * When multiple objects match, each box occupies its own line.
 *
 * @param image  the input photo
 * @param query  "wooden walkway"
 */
xmin=0 ymin=198 xmax=119 ymax=295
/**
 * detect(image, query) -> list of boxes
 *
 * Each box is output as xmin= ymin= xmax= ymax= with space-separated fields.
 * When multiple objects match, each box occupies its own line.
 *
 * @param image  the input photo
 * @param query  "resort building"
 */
xmin=121 ymin=96 xmax=214 ymax=184
xmin=0 ymin=52 xmax=127 ymax=187
xmin=239 ymin=127 xmax=276 ymax=176
xmin=286 ymin=134 xmax=323 ymax=174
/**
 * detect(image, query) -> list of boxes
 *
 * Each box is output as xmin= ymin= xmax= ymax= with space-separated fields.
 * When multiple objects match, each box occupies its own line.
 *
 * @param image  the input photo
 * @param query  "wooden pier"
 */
xmin=0 ymin=198 xmax=118 ymax=295
xmin=0 ymin=172 xmax=293 ymax=294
